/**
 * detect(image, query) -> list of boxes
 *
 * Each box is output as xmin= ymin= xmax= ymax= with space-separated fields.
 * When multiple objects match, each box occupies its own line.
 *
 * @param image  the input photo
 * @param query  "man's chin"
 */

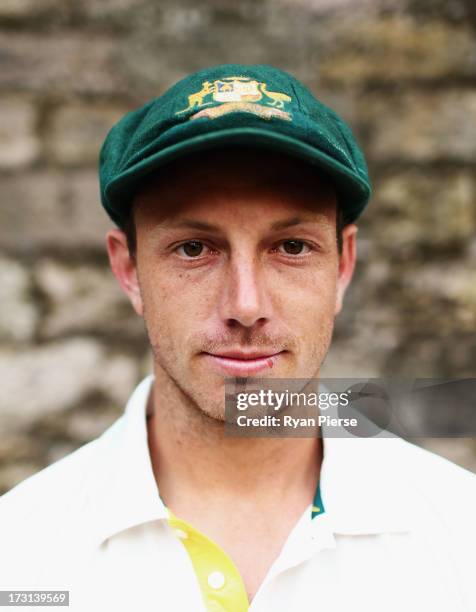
xmin=193 ymin=401 xmax=228 ymax=424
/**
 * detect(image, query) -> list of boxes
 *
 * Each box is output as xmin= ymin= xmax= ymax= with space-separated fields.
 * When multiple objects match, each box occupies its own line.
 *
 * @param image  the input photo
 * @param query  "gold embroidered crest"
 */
xmin=176 ymin=76 xmax=292 ymax=121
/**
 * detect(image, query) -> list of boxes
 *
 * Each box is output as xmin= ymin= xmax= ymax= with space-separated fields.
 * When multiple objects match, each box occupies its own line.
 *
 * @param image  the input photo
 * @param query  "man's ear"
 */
xmin=335 ymin=224 xmax=358 ymax=315
xmin=106 ymin=228 xmax=144 ymax=316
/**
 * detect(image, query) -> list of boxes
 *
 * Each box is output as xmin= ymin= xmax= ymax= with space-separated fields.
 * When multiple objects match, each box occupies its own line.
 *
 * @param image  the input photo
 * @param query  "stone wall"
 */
xmin=1 ymin=0 xmax=475 ymax=492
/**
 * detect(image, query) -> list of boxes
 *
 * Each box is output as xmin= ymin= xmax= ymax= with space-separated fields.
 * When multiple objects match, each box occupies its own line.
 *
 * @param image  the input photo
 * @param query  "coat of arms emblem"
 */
xmin=213 ymin=79 xmax=262 ymax=103
xmin=176 ymin=76 xmax=292 ymax=121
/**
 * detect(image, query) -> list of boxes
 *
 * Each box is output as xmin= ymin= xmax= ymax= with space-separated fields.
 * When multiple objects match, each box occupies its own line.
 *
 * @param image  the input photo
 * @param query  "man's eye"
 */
xmin=277 ymin=240 xmax=311 ymax=255
xmin=176 ymin=241 xmax=207 ymax=258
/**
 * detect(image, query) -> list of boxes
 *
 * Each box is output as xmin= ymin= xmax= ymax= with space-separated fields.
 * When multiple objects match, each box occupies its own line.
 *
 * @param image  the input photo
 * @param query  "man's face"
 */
xmin=107 ymin=148 xmax=357 ymax=421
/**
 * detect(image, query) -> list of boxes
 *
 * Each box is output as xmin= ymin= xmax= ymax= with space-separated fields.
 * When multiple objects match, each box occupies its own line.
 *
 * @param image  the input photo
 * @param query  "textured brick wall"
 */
xmin=1 ymin=0 xmax=475 ymax=492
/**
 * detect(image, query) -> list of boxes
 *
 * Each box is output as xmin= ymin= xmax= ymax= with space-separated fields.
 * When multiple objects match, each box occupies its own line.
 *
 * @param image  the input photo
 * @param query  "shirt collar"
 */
xmin=318 ymin=427 xmax=413 ymax=535
xmin=90 ymin=375 xmax=413 ymax=546
xmin=90 ymin=375 xmax=167 ymax=547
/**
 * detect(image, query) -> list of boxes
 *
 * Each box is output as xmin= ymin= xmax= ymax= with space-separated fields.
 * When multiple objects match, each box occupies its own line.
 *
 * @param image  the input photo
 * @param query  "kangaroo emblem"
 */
xmin=176 ymin=77 xmax=293 ymax=120
xmin=176 ymin=81 xmax=215 ymax=114
xmin=259 ymin=83 xmax=291 ymax=109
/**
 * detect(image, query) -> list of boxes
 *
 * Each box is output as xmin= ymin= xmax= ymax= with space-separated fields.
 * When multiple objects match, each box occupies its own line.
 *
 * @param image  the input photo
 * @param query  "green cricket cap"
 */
xmin=99 ymin=63 xmax=371 ymax=228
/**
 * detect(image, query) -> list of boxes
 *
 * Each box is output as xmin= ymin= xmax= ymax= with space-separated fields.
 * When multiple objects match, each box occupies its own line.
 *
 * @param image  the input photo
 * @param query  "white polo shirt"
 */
xmin=1 ymin=374 xmax=475 ymax=611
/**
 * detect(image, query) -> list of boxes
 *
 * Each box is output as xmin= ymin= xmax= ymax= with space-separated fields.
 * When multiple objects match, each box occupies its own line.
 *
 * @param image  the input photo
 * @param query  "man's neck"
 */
xmin=146 ymin=372 xmax=323 ymax=517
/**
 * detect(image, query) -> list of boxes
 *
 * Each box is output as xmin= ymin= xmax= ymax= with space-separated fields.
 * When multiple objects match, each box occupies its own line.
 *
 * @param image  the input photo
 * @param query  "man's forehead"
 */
xmin=152 ymin=213 xmax=334 ymax=234
xmin=133 ymin=146 xmax=337 ymax=228
xmin=134 ymin=186 xmax=336 ymax=236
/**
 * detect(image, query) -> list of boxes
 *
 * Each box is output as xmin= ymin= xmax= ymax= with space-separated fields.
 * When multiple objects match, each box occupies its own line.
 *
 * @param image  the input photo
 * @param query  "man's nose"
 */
xmin=218 ymin=252 xmax=272 ymax=329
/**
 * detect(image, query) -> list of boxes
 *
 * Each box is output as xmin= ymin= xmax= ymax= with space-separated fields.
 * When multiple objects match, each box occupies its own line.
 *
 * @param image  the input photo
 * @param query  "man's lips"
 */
xmin=202 ymin=351 xmax=285 ymax=376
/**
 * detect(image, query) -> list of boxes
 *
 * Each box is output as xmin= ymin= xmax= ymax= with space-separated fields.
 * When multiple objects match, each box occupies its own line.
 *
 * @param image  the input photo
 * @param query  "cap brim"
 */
xmin=104 ymin=126 xmax=371 ymax=227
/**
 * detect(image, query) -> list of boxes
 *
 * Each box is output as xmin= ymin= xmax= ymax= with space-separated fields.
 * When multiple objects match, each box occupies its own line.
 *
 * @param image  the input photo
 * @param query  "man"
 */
xmin=1 ymin=64 xmax=475 ymax=611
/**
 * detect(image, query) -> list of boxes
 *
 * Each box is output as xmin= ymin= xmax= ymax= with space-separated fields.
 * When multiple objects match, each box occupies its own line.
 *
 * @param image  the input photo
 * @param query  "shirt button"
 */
xmin=207 ymin=571 xmax=225 ymax=589
xmin=174 ymin=528 xmax=188 ymax=539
